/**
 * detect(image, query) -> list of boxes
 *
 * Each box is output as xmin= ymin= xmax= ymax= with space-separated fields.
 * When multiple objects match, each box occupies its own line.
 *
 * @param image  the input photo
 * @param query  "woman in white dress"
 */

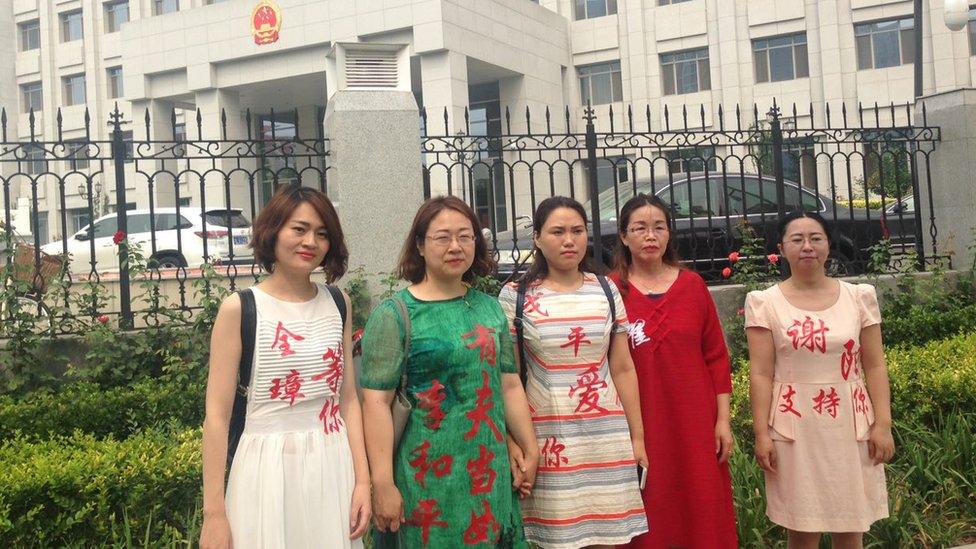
xmin=199 ymin=185 xmax=371 ymax=549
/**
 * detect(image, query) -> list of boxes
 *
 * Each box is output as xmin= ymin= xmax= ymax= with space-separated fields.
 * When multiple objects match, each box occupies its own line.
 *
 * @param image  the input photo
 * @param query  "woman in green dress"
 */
xmin=360 ymin=196 xmax=538 ymax=548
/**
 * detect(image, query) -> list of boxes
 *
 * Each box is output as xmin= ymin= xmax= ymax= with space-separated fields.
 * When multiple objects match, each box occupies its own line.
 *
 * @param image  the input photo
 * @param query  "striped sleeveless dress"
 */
xmin=499 ymin=275 xmax=647 ymax=548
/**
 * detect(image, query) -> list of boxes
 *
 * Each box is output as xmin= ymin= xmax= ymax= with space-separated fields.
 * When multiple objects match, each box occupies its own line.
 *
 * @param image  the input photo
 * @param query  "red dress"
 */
xmin=612 ymin=269 xmax=737 ymax=549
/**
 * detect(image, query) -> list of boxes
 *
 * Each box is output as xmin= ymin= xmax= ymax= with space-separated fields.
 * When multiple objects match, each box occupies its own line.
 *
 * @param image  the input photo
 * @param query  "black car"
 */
xmin=491 ymin=174 xmax=898 ymax=282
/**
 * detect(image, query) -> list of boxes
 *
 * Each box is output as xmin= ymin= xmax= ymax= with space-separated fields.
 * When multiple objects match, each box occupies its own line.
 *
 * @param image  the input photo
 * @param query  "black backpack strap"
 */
xmin=324 ymin=284 xmax=347 ymax=329
xmin=513 ymin=280 xmax=528 ymax=386
xmin=596 ymin=275 xmax=617 ymax=326
xmin=237 ymin=289 xmax=257 ymax=394
xmin=390 ymin=296 xmax=411 ymax=393
xmin=227 ymin=288 xmax=256 ymax=469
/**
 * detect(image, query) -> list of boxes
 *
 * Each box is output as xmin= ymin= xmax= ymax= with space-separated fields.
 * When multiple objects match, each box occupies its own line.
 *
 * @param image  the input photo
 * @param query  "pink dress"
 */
xmin=744 ymin=281 xmax=889 ymax=532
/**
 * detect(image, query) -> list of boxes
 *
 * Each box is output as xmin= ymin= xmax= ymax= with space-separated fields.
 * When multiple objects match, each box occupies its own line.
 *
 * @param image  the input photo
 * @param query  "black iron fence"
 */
xmin=1 ymin=106 xmax=328 ymax=333
xmin=420 ymin=101 xmax=945 ymax=283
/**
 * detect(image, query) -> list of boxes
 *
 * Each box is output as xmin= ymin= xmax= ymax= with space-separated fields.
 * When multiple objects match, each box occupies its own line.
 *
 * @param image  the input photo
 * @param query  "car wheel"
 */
xmin=150 ymin=252 xmax=187 ymax=269
xmin=825 ymin=249 xmax=854 ymax=277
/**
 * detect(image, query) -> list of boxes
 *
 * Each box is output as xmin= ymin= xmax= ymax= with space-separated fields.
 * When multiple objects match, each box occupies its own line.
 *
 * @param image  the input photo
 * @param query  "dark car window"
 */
xmin=726 ymin=178 xmax=820 ymax=215
xmin=204 ymin=210 xmax=250 ymax=228
xmin=126 ymin=214 xmax=152 ymax=235
xmin=659 ymin=179 xmax=722 ymax=219
xmin=91 ymin=217 xmax=118 ymax=238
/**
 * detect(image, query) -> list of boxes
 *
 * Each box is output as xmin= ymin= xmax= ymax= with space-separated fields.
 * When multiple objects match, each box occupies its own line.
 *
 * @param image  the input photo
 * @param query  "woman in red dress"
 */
xmin=611 ymin=194 xmax=737 ymax=548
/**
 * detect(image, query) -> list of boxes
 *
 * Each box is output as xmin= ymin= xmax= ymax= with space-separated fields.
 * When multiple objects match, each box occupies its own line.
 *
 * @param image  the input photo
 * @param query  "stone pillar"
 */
xmin=193 ymin=89 xmax=250 ymax=212
xmin=324 ymin=90 xmax=424 ymax=283
xmin=421 ymin=51 xmax=469 ymax=198
xmin=914 ymin=88 xmax=976 ymax=269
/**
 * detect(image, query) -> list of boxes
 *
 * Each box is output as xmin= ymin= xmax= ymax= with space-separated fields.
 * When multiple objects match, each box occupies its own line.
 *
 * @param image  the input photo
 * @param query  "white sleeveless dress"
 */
xmin=225 ymin=284 xmax=363 ymax=549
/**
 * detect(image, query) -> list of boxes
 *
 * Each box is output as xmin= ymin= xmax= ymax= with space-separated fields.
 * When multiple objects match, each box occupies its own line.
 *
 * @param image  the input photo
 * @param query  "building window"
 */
xmin=66 ymin=141 xmax=91 ymax=170
xmin=104 ymin=1 xmax=130 ymax=33
xmin=855 ymin=18 xmax=915 ymax=70
xmin=969 ymin=8 xmax=976 ymax=56
xmin=123 ymin=130 xmax=134 ymax=163
xmin=29 ymin=210 xmax=49 ymax=245
xmin=665 ymin=147 xmax=717 ymax=174
xmin=578 ymin=61 xmax=623 ymax=106
xmin=661 ymin=48 xmax=710 ymax=95
xmin=68 ymin=207 xmax=91 ymax=234
xmin=205 ymin=0 xmax=230 ymax=3
xmin=19 ymin=20 xmax=40 ymax=51
xmin=574 ymin=0 xmax=617 ymax=20
xmin=153 ymin=0 xmax=179 ymax=16
xmin=107 ymin=67 xmax=123 ymax=99
xmin=21 ymin=82 xmax=42 ymax=113
xmin=25 ymin=144 xmax=48 ymax=175
xmin=63 ymin=74 xmax=86 ymax=106
xmin=60 ymin=10 xmax=84 ymax=43
xmin=753 ymin=33 xmax=809 ymax=83
xmin=658 ymin=0 xmax=692 ymax=4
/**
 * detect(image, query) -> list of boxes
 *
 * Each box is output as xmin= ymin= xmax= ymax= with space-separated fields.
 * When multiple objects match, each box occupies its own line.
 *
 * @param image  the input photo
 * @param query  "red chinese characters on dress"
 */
xmin=271 ymin=321 xmax=304 ymax=357
xmin=269 ymin=369 xmax=305 ymax=405
xmin=541 ymin=436 xmax=569 ymax=469
xmin=812 ymin=386 xmax=841 ymax=418
xmin=853 ymin=386 xmax=871 ymax=416
xmin=786 ymin=316 xmax=830 ymax=353
xmin=523 ymin=292 xmax=548 ymax=316
xmin=840 ymin=339 xmax=862 ymax=380
xmin=568 ymin=365 xmax=608 ymax=414
xmin=416 ymin=379 xmax=447 ymax=430
xmin=409 ymin=440 xmax=453 ymax=488
xmin=778 ymin=384 xmax=802 ymax=417
xmin=319 ymin=397 xmax=343 ymax=433
xmin=406 ymin=499 xmax=448 ymax=546
xmin=312 ymin=345 xmax=344 ymax=394
xmin=462 ymin=325 xmax=497 ymax=366
xmin=464 ymin=370 xmax=503 ymax=442
xmin=463 ymin=500 xmax=500 ymax=545
xmin=560 ymin=326 xmax=592 ymax=357
xmin=466 ymin=444 xmax=497 ymax=495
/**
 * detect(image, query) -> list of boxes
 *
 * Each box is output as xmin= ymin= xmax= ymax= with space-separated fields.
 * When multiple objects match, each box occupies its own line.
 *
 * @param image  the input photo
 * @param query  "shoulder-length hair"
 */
xmin=612 ymin=193 xmax=681 ymax=294
xmin=249 ymin=184 xmax=348 ymax=282
xmin=396 ymin=196 xmax=496 ymax=284
xmin=519 ymin=196 xmax=602 ymax=288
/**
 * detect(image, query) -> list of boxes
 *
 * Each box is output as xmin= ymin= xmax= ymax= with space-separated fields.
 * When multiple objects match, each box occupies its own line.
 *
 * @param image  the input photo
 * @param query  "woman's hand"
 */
xmin=715 ymin=418 xmax=734 ymax=464
xmin=200 ymin=511 xmax=233 ymax=549
xmin=372 ymin=482 xmax=404 ymax=532
xmin=349 ymin=483 xmax=372 ymax=539
xmin=507 ymin=435 xmax=525 ymax=491
xmin=507 ymin=434 xmax=538 ymax=499
xmin=754 ymin=433 xmax=777 ymax=473
xmin=632 ymin=437 xmax=649 ymax=470
xmin=868 ymin=422 xmax=895 ymax=465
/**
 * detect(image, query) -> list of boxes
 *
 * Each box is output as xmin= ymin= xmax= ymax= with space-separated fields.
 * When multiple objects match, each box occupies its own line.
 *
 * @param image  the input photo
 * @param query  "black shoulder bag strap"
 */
xmin=596 ymin=274 xmax=617 ymax=326
xmin=227 ymin=288 xmax=256 ymax=469
xmin=513 ymin=280 xmax=528 ymax=386
xmin=324 ymin=284 xmax=348 ymax=329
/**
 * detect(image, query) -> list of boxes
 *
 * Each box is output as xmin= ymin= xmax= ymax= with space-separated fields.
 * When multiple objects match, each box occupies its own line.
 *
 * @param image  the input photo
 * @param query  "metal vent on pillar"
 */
xmin=326 ymin=42 xmax=411 ymax=99
xmin=345 ymin=50 xmax=398 ymax=88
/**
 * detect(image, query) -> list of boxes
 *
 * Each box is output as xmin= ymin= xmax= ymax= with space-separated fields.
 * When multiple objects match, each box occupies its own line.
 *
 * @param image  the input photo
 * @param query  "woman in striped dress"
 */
xmin=498 ymin=196 xmax=648 ymax=548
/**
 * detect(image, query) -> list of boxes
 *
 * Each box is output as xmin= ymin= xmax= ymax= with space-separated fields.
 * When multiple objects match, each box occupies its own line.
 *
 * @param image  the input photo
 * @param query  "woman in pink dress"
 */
xmin=745 ymin=211 xmax=895 ymax=548
xmin=611 ymin=193 xmax=737 ymax=548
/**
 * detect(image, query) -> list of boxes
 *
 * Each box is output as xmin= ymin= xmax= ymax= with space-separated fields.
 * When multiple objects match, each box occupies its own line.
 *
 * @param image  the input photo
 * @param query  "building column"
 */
xmin=193 ymin=89 xmax=251 ymax=213
xmin=915 ymin=89 xmax=976 ymax=268
xmin=420 ymin=51 xmax=469 ymax=135
xmin=130 ymin=98 xmax=177 ymax=209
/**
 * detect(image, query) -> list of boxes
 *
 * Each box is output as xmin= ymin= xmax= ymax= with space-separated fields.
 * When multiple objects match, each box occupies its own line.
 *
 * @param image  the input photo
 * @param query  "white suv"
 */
xmin=42 ymin=207 xmax=253 ymax=274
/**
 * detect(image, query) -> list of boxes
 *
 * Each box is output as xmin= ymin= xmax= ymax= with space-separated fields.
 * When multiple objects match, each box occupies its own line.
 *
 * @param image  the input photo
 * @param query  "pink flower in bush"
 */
xmin=112 ymin=230 xmax=126 ymax=245
xmin=97 ymin=315 xmax=110 ymax=324
xmin=736 ymin=308 xmax=745 ymax=316
xmin=722 ymin=267 xmax=733 ymax=279
xmin=728 ymin=251 xmax=740 ymax=264
xmin=768 ymin=253 xmax=779 ymax=264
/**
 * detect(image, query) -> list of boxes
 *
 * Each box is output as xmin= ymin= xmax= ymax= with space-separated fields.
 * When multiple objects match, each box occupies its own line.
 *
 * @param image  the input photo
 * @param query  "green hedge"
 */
xmin=0 ymin=376 xmax=204 ymax=441
xmin=0 ymin=429 xmax=201 ymax=546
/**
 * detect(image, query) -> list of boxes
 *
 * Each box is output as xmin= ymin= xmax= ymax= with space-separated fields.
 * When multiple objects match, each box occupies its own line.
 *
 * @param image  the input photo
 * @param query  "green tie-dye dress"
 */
xmin=359 ymin=288 xmax=527 ymax=548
